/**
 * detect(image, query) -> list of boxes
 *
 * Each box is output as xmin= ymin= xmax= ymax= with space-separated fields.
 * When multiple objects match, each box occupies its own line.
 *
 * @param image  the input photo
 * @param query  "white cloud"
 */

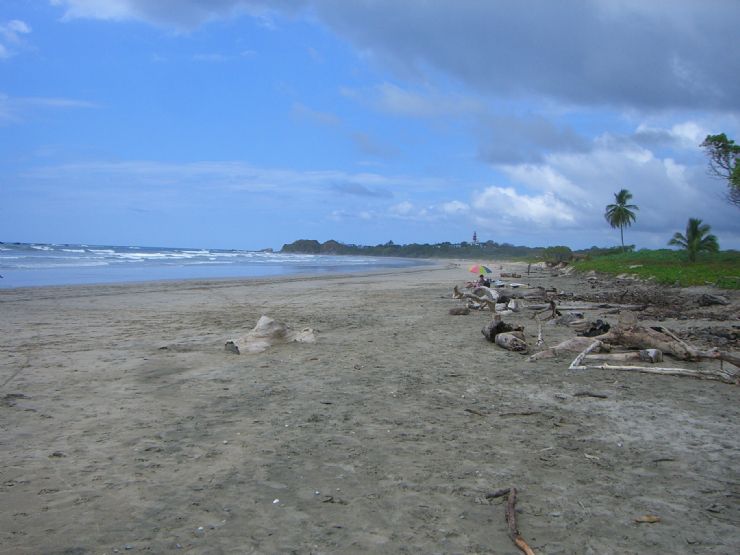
xmin=50 ymin=0 xmax=305 ymax=29
xmin=0 ymin=19 xmax=31 ymax=58
xmin=0 ymin=93 xmax=97 ymax=123
xmin=440 ymin=200 xmax=469 ymax=215
xmin=472 ymin=187 xmax=576 ymax=227
xmin=389 ymin=201 xmax=413 ymax=216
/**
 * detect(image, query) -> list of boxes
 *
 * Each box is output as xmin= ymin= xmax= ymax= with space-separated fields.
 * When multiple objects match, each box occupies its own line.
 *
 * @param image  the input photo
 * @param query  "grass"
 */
xmin=571 ymin=249 xmax=740 ymax=289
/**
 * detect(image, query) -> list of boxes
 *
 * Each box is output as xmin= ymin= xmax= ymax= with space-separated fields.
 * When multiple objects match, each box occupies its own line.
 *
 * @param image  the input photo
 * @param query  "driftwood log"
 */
xmin=585 ymin=349 xmax=663 ymax=363
xmin=483 ymin=316 xmax=528 ymax=352
xmin=495 ymin=331 xmax=528 ymax=352
xmin=529 ymin=336 xmax=611 ymax=361
xmin=453 ymin=285 xmax=498 ymax=311
xmin=595 ymin=324 xmax=740 ymax=367
xmin=595 ymin=325 xmax=695 ymax=360
xmin=482 ymin=316 xmax=518 ymax=341
xmin=569 ymin=340 xmax=739 ymax=384
xmin=525 ymin=302 xmax=646 ymax=311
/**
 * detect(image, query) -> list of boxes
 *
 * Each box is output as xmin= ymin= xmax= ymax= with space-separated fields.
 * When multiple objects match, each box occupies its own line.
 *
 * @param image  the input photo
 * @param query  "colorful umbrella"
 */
xmin=468 ymin=264 xmax=492 ymax=274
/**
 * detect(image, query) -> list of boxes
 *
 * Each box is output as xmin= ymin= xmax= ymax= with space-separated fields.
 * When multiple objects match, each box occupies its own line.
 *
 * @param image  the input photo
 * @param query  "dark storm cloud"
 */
xmin=55 ymin=1 xmax=740 ymax=110
xmin=476 ymin=114 xmax=590 ymax=164
xmin=312 ymin=0 xmax=740 ymax=111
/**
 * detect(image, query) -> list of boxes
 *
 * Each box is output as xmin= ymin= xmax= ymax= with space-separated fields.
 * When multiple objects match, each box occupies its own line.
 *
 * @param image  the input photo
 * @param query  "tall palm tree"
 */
xmin=604 ymin=189 xmax=639 ymax=250
xmin=668 ymin=218 xmax=719 ymax=262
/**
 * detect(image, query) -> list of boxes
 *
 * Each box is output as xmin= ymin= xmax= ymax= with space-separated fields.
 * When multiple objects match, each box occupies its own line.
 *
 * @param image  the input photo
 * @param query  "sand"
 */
xmin=1 ymin=260 xmax=738 ymax=554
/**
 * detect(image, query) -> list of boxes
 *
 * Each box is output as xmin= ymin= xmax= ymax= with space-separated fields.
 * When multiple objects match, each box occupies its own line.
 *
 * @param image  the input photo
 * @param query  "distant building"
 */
xmin=472 ymin=231 xmax=478 ymax=245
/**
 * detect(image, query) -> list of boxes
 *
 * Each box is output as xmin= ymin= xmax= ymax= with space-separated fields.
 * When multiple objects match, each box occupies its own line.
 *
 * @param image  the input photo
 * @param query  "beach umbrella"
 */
xmin=468 ymin=264 xmax=492 ymax=274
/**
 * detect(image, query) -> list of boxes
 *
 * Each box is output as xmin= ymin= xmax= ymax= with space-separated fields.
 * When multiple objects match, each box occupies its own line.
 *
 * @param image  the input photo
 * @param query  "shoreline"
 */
xmin=0 ymin=259 xmax=447 ymax=300
xmin=1 ymin=260 xmax=737 ymax=554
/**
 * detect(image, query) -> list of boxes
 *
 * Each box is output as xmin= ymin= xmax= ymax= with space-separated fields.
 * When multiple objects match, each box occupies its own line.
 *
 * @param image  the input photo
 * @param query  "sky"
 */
xmin=1 ymin=0 xmax=739 ymax=251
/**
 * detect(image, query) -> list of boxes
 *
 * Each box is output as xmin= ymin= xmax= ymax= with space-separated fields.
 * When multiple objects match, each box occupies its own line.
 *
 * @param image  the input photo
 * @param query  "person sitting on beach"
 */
xmin=477 ymin=274 xmax=491 ymax=287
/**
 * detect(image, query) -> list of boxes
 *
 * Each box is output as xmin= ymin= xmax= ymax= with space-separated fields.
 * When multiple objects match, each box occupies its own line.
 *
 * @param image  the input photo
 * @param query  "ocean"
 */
xmin=0 ymin=242 xmax=428 ymax=289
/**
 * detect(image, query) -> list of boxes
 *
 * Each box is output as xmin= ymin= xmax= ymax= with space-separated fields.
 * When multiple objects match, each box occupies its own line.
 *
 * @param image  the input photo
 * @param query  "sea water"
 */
xmin=0 ymin=243 xmax=427 ymax=288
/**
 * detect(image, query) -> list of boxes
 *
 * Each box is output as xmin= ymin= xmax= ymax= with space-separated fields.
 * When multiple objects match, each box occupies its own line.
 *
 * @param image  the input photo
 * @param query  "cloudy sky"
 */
xmin=2 ymin=0 xmax=739 ymax=250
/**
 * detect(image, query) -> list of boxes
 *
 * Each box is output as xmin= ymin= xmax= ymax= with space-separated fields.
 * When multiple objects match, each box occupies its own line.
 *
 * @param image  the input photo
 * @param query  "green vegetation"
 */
xmin=668 ymin=217 xmax=720 ymax=262
xmin=281 ymin=239 xmax=544 ymax=259
xmin=541 ymin=245 xmax=573 ymax=264
xmin=573 ymin=249 xmax=740 ymax=289
xmin=604 ymin=188 xmax=639 ymax=250
xmin=701 ymin=133 xmax=740 ymax=207
xmin=282 ymin=238 xmax=739 ymax=289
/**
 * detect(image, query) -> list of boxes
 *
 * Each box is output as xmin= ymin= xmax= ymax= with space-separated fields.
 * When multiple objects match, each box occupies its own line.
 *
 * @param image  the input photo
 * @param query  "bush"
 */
xmin=542 ymin=246 xmax=573 ymax=263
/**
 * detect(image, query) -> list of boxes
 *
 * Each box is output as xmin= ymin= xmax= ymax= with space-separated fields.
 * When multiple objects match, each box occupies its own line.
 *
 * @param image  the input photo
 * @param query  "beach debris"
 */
xmin=529 ymin=336 xmax=611 ymax=361
xmin=449 ymin=307 xmax=471 ymax=315
xmin=578 ymin=319 xmax=611 ymax=337
xmin=495 ymin=331 xmax=528 ymax=352
xmin=584 ymin=349 xmax=663 ymax=364
xmin=504 ymin=487 xmax=536 ymax=555
xmin=225 ymin=315 xmax=316 ymax=354
xmin=634 ymin=515 xmax=661 ymax=524
xmin=568 ymin=339 xmax=739 ymax=383
xmin=453 ymin=285 xmax=498 ymax=311
xmin=596 ymin=323 xmax=740 ymax=367
xmin=698 ymin=293 xmax=730 ymax=306
xmin=482 ymin=316 xmax=528 ymax=352
xmin=482 ymin=487 xmax=536 ymax=553
xmin=573 ymin=391 xmax=608 ymax=399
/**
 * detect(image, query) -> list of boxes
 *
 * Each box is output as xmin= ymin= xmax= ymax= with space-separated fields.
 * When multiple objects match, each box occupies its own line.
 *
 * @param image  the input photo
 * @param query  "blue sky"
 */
xmin=2 ymin=1 xmax=739 ymax=250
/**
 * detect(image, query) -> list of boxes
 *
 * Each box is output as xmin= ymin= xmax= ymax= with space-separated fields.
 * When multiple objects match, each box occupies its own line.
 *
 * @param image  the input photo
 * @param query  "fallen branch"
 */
xmin=535 ymin=318 xmax=544 ymax=348
xmin=454 ymin=285 xmax=498 ymax=311
xmin=529 ymin=336 xmax=611 ymax=361
xmin=505 ymin=487 xmax=536 ymax=555
xmin=573 ymin=391 xmax=609 ymax=399
xmin=571 ymin=362 xmax=738 ymax=384
xmin=569 ymin=340 xmax=603 ymax=369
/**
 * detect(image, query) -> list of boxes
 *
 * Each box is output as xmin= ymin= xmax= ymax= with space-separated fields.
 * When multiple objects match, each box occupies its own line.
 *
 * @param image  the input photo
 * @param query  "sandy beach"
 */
xmin=1 ymin=260 xmax=738 ymax=555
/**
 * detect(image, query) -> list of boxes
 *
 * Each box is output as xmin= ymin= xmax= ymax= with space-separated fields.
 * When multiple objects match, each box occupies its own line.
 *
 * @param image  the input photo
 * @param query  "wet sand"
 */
xmin=1 ymin=260 xmax=738 ymax=554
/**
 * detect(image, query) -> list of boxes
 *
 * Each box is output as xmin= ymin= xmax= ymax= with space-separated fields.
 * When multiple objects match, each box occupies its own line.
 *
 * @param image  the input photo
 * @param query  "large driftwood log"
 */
xmin=594 ymin=324 xmax=739 ymax=367
xmin=569 ymin=340 xmax=738 ymax=383
xmin=595 ymin=325 xmax=695 ymax=360
xmin=483 ymin=316 xmax=528 ymax=352
xmin=225 ymin=315 xmax=316 ymax=354
xmin=482 ymin=316 xmax=520 ymax=342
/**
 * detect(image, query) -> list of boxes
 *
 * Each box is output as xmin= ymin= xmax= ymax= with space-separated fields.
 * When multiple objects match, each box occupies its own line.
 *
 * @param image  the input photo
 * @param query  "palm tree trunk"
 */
xmin=620 ymin=226 xmax=625 ymax=251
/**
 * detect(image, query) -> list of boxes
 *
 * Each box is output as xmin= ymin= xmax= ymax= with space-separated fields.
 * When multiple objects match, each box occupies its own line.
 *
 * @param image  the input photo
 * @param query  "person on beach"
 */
xmin=477 ymin=274 xmax=491 ymax=287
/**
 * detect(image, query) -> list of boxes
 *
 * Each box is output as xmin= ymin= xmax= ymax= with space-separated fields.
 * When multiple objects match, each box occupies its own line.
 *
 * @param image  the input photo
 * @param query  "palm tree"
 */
xmin=668 ymin=218 xmax=719 ymax=262
xmin=605 ymin=189 xmax=639 ymax=250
